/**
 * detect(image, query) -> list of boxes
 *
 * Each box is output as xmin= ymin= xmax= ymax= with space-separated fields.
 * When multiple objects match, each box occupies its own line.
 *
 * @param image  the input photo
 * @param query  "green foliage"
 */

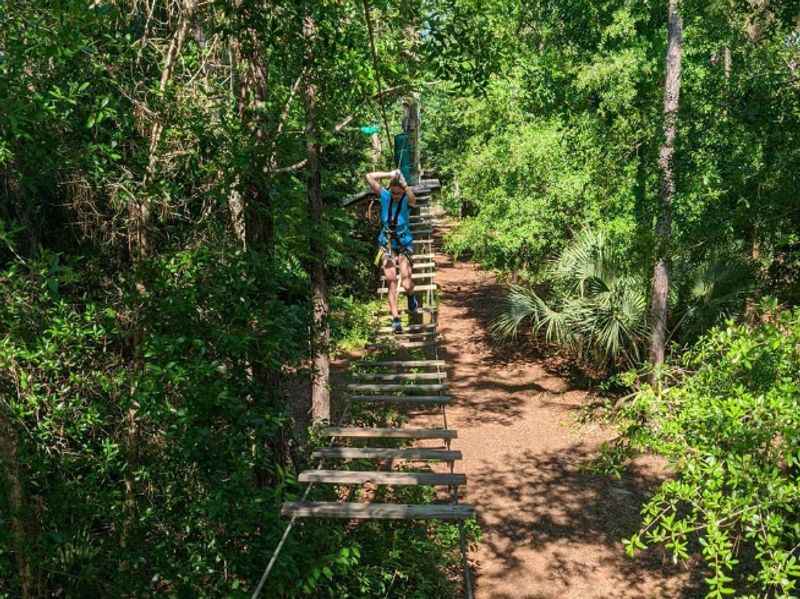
xmin=620 ymin=305 xmax=800 ymax=597
xmin=493 ymin=230 xmax=648 ymax=369
xmin=0 ymin=245 xmax=306 ymax=596
xmin=0 ymin=0 xmax=468 ymax=595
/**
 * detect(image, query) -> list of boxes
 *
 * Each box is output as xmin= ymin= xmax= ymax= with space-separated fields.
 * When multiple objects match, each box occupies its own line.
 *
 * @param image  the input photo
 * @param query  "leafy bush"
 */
xmin=493 ymin=229 xmax=648 ymax=369
xmin=621 ymin=304 xmax=800 ymax=598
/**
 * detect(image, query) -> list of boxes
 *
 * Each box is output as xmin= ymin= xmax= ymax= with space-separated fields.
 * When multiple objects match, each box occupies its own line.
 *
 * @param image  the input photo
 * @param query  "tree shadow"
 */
xmin=468 ymin=443 xmax=706 ymax=598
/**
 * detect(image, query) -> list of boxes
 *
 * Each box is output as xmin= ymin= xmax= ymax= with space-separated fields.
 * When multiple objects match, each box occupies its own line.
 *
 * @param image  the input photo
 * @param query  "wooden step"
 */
xmin=411 ymin=262 xmax=436 ymax=269
xmin=418 ymin=178 xmax=441 ymax=187
xmin=356 ymin=360 xmax=446 ymax=368
xmin=380 ymin=272 xmax=435 ymax=282
xmin=366 ymin=340 xmax=438 ymax=349
xmin=282 ymin=501 xmax=474 ymax=520
xmin=299 ymin=470 xmax=465 ymax=485
xmin=375 ymin=324 xmax=437 ymax=334
xmin=376 ymin=330 xmax=438 ymax=340
xmin=350 ymin=395 xmax=450 ymax=405
xmin=380 ymin=307 xmax=438 ymax=315
xmin=355 ymin=372 xmax=446 ymax=382
xmin=410 ymin=254 xmax=435 ymax=261
xmin=378 ymin=284 xmax=436 ymax=295
xmin=311 ymin=447 xmax=461 ymax=461
xmin=321 ymin=427 xmax=457 ymax=439
xmin=347 ymin=383 xmax=447 ymax=393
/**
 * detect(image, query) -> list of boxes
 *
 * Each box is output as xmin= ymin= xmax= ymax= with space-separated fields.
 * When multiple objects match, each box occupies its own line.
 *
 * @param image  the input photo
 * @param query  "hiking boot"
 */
xmin=407 ymin=294 xmax=419 ymax=314
xmin=391 ymin=317 xmax=403 ymax=334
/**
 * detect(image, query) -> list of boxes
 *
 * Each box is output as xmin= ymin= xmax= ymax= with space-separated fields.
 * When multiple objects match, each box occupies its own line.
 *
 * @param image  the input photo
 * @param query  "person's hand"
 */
xmin=394 ymin=170 xmax=408 ymax=188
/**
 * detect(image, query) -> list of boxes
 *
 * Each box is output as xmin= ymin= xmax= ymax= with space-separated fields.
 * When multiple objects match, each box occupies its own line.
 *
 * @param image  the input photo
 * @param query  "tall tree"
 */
xmin=303 ymin=11 xmax=330 ymax=423
xmin=649 ymin=0 xmax=684 ymax=367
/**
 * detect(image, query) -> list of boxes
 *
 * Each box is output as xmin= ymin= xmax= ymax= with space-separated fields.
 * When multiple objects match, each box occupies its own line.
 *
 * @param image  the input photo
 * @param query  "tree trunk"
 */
xmin=303 ymin=14 xmax=330 ymax=423
xmin=0 ymin=408 xmax=37 ymax=598
xmin=649 ymin=0 xmax=683 ymax=367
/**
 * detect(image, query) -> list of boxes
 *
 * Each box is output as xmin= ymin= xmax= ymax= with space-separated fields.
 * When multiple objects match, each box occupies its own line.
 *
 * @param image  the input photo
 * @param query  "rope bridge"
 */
xmin=256 ymin=180 xmax=475 ymax=598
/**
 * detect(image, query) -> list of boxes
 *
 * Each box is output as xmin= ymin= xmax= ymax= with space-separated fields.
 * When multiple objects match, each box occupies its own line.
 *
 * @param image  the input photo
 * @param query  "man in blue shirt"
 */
xmin=365 ymin=169 xmax=419 ymax=333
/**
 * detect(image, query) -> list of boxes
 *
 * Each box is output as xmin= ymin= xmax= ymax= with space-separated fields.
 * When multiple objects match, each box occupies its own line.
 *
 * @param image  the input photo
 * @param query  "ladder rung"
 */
xmin=355 ymin=360 xmax=446 ymax=368
xmin=381 ymin=272 xmax=435 ymax=281
xmin=374 ymin=326 xmax=438 ymax=336
xmin=282 ymin=501 xmax=474 ymax=520
xmin=366 ymin=340 xmax=438 ymax=349
xmin=321 ymin=427 xmax=457 ymax=439
xmin=376 ymin=330 xmax=438 ymax=339
xmin=299 ymin=469 xmax=465 ymax=485
xmin=380 ymin=307 xmax=437 ymax=315
xmin=350 ymin=395 xmax=450 ymax=405
xmin=354 ymin=373 xmax=446 ymax=382
xmin=347 ymin=383 xmax=447 ymax=393
xmin=310 ymin=448 xmax=462 ymax=461
xmin=378 ymin=284 xmax=436 ymax=294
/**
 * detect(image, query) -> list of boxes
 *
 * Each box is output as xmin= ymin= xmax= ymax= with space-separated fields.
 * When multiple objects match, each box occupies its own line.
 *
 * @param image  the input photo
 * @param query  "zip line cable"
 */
xmin=361 ymin=0 xmax=396 ymax=165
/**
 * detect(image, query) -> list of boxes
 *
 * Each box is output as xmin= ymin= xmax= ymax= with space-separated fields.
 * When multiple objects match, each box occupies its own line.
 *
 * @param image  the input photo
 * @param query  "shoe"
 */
xmin=391 ymin=317 xmax=403 ymax=334
xmin=407 ymin=294 xmax=419 ymax=314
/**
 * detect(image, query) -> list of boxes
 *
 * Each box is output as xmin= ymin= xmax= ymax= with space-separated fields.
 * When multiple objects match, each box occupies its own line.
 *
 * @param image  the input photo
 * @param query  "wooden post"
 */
xmin=403 ymin=96 xmax=421 ymax=184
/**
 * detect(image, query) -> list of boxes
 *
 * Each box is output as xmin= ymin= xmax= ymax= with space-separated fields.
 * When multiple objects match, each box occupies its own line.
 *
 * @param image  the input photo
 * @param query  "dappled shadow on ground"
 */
xmin=468 ymin=443 xmax=705 ymax=598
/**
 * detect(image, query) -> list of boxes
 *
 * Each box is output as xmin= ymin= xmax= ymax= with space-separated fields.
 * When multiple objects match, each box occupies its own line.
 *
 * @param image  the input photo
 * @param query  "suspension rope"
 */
xmin=361 ymin=0 xmax=395 ymax=165
xmin=252 ymin=398 xmax=354 ymax=599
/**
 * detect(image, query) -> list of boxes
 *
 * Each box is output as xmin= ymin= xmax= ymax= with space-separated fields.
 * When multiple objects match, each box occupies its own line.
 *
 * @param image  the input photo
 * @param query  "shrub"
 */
xmin=622 ymin=303 xmax=800 ymax=598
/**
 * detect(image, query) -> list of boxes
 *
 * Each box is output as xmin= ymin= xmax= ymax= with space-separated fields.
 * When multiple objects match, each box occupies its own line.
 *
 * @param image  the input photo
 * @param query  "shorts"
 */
xmin=380 ymin=244 xmax=414 ymax=267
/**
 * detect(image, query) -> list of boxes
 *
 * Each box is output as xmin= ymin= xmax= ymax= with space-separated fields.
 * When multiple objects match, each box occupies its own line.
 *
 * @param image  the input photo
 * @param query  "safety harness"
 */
xmin=376 ymin=192 xmax=413 ymax=265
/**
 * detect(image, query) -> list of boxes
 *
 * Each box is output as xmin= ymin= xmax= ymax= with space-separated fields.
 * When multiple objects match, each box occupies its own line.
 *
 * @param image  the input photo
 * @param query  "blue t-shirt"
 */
xmin=377 ymin=188 xmax=413 ymax=249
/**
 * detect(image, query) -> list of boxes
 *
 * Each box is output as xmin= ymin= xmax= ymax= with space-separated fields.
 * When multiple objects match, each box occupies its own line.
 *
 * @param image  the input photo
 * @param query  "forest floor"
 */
xmin=406 ymin=224 xmax=704 ymax=599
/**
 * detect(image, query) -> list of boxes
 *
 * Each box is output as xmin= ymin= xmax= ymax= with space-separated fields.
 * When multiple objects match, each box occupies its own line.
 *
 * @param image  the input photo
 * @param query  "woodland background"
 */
xmin=1 ymin=0 xmax=799 ymax=597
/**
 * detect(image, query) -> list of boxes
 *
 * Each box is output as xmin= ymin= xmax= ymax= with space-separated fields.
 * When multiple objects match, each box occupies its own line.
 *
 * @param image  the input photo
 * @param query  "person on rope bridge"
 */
xmin=365 ymin=168 xmax=419 ymax=334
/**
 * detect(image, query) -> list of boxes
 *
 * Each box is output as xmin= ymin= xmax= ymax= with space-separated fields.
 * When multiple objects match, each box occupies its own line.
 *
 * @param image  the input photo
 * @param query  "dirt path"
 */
xmin=414 ymin=248 xmax=699 ymax=598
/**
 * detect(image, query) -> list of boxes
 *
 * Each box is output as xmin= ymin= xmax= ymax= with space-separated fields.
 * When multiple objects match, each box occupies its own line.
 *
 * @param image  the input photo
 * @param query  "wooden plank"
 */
xmin=347 ymin=383 xmax=447 ymax=393
xmin=419 ymin=178 xmax=441 ymax=188
xmin=380 ymin=272 xmax=435 ymax=282
xmin=355 ymin=372 xmax=446 ymax=382
xmin=380 ymin=306 xmax=437 ymax=314
xmin=378 ymin=283 xmax=436 ymax=294
xmin=375 ymin=324 xmax=437 ymax=334
xmin=321 ymin=427 xmax=457 ymax=439
xmin=411 ymin=262 xmax=436 ymax=269
xmin=311 ymin=447 xmax=462 ymax=461
xmin=376 ymin=331 xmax=438 ymax=339
xmin=350 ymin=395 xmax=450 ymax=405
xmin=366 ymin=340 xmax=438 ymax=349
xmin=356 ymin=360 xmax=446 ymax=368
xmin=282 ymin=502 xmax=474 ymax=520
xmin=299 ymin=469 xmax=465 ymax=485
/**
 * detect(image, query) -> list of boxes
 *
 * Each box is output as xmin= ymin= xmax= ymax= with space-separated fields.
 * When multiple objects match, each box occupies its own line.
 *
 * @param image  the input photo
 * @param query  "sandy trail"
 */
xmin=411 ymin=240 xmax=699 ymax=598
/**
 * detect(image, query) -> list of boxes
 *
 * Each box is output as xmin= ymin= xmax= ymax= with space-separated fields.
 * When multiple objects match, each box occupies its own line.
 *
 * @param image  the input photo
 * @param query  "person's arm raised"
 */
xmin=404 ymin=182 xmax=416 ymax=207
xmin=394 ymin=170 xmax=416 ymax=207
xmin=365 ymin=171 xmax=393 ymax=195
